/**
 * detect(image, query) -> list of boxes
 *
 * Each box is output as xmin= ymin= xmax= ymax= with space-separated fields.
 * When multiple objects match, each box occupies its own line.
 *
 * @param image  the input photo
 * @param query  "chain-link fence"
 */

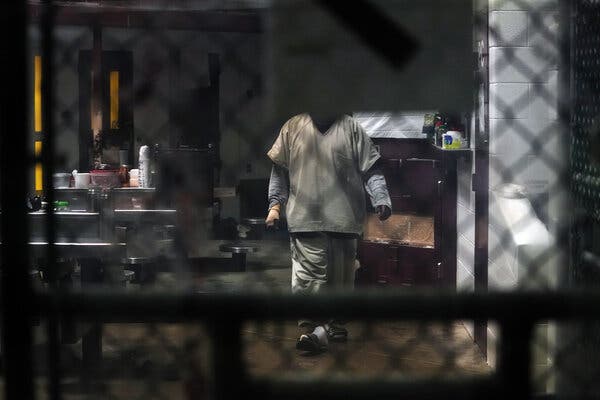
xmin=2 ymin=0 xmax=600 ymax=399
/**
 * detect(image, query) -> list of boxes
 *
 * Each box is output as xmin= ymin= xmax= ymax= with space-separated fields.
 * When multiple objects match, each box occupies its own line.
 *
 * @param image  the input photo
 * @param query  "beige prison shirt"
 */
xmin=267 ymin=114 xmax=380 ymax=234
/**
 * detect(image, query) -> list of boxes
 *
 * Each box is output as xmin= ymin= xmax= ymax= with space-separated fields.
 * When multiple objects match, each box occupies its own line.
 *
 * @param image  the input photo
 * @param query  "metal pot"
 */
xmin=53 ymin=173 xmax=71 ymax=188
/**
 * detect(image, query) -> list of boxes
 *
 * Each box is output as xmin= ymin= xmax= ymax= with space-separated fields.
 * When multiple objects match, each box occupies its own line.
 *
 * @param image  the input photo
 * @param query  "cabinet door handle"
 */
xmin=434 ymin=262 xmax=443 ymax=280
xmin=437 ymin=180 xmax=444 ymax=197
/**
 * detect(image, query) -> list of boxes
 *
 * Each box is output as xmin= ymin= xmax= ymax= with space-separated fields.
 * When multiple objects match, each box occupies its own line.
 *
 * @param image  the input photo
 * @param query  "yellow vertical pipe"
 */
xmin=110 ymin=70 xmax=119 ymax=129
xmin=34 ymin=55 xmax=42 ymax=132
xmin=35 ymin=141 xmax=43 ymax=191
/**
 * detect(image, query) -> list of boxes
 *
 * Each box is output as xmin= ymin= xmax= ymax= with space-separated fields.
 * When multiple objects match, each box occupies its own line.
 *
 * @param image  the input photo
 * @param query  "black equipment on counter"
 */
xmin=26 ymin=195 xmax=42 ymax=212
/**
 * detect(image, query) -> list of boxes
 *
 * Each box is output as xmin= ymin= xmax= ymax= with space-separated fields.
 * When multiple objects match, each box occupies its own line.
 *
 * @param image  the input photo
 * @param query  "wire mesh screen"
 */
xmin=571 ymin=0 xmax=600 ymax=285
xmin=2 ymin=0 xmax=600 ymax=400
xmin=572 ymin=0 xmax=600 ymax=223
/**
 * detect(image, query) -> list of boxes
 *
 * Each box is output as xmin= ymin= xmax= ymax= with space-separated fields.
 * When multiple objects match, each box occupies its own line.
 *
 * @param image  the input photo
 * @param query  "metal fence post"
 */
xmin=498 ymin=320 xmax=533 ymax=400
xmin=210 ymin=320 xmax=245 ymax=400
xmin=40 ymin=1 xmax=61 ymax=399
xmin=0 ymin=1 xmax=34 ymax=399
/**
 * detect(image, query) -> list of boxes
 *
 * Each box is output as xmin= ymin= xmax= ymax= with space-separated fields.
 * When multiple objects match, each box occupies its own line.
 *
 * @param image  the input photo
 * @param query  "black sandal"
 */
xmin=326 ymin=325 xmax=348 ymax=342
xmin=296 ymin=333 xmax=328 ymax=353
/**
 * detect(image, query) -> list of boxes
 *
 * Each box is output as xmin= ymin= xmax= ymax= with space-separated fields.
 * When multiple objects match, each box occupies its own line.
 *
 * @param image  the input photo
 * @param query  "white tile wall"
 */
xmin=491 ymin=148 xmax=530 ymax=185
xmin=489 ymin=155 xmax=506 ymax=189
xmin=526 ymin=154 xmax=549 ymax=192
xmin=490 ymin=118 xmax=554 ymax=155
xmin=456 ymin=157 xmax=476 ymax=292
xmin=458 ymin=203 xmax=476 ymax=244
xmin=490 ymin=83 xmax=529 ymax=119
xmin=487 ymin=0 xmax=561 ymax=275
xmin=457 ymin=159 xmax=475 ymax=208
xmin=489 ymin=258 xmax=518 ymax=290
xmin=488 ymin=220 xmax=511 ymax=267
xmin=489 ymin=47 xmax=551 ymax=83
xmin=528 ymin=12 xmax=559 ymax=67
xmin=529 ymin=70 xmax=558 ymax=121
xmin=489 ymin=11 xmax=528 ymax=47
xmin=489 ymin=0 xmax=558 ymax=11
xmin=458 ymin=235 xmax=475 ymax=271
xmin=457 ymin=259 xmax=475 ymax=292
xmin=490 ymin=119 xmax=525 ymax=155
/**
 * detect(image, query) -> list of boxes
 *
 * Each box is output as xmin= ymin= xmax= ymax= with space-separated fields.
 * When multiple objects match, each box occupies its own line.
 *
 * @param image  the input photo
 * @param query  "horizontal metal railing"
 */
xmin=31 ymin=288 xmax=600 ymax=400
xmin=33 ymin=289 xmax=600 ymax=322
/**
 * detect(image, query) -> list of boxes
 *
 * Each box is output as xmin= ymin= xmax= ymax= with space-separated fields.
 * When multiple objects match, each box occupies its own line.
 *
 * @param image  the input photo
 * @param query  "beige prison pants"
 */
xmin=290 ymin=232 xmax=358 ymax=330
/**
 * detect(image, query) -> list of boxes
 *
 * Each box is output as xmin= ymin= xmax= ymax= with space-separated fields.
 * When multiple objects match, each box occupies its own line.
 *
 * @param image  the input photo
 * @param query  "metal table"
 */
xmin=25 ymin=241 xmax=126 ymax=259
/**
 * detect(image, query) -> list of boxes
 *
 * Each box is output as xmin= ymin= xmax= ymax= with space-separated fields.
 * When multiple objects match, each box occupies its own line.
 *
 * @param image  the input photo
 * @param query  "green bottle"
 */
xmin=53 ymin=200 xmax=69 ymax=211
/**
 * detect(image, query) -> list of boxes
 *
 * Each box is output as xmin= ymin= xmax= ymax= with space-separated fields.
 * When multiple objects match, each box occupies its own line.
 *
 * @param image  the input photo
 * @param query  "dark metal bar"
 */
xmin=556 ymin=1 xmax=576 ymax=397
xmin=79 ymin=258 xmax=104 ymax=385
xmin=252 ymin=376 xmax=498 ymax=400
xmin=557 ymin=0 xmax=574 ymax=287
xmin=210 ymin=321 xmax=246 ymax=400
xmin=0 ymin=0 xmax=34 ymax=398
xmin=33 ymin=290 xmax=600 ymax=322
xmin=28 ymin=4 xmax=263 ymax=33
xmin=40 ymin=1 xmax=61 ymax=399
xmin=473 ymin=1 xmax=490 ymax=358
xmin=440 ymin=151 xmax=458 ymax=287
xmin=41 ymin=0 xmax=57 ymax=281
xmin=497 ymin=321 xmax=533 ymax=400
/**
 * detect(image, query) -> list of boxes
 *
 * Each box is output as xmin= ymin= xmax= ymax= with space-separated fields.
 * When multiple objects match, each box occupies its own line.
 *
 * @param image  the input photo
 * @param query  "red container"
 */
xmin=90 ymin=169 xmax=120 ymax=189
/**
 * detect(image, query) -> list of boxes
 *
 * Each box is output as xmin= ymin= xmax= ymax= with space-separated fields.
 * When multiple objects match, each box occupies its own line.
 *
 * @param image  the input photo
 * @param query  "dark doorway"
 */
xmin=169 ymin=52 xmax=220 ymax=151
xmin=78 ymin=50 xmax=134 ymax=170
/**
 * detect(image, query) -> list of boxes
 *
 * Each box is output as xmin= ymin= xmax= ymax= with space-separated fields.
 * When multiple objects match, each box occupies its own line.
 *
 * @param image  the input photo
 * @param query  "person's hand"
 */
xmin=265 ymin=204 xmax=281 ymax=228
xmin=376 ymin=205 xmax=391 ymax=221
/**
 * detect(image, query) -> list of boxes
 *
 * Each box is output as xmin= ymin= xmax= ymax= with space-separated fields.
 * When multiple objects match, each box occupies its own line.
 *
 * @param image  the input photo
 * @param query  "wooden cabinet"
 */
xmin=357 ymin=138 xmax=469 ymax=288
xmin=357 ymin=242 xmax=436 ymax=286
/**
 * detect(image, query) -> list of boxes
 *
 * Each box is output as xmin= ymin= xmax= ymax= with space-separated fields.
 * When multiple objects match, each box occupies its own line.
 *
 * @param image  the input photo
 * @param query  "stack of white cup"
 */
xmin=139 ymin=145 xmax=150 ymax=188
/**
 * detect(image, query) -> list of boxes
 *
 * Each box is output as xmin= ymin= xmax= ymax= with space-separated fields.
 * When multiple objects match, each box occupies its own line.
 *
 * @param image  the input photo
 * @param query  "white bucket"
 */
xmin=74 ymin=173 xmax=91 ymax=189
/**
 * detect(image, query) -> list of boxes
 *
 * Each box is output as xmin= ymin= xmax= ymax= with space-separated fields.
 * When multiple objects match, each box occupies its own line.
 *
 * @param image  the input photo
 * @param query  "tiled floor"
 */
xmin=190 ymin=239 xmax=490 ymax=377
xmin=244 ymin=321 xmax=490 ymax=378
xmin=31 ymin=239 xmax=491 ymax=398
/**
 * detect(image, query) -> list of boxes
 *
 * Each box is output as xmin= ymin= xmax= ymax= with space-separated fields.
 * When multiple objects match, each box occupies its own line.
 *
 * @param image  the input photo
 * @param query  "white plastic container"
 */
xmin=442 ymin=131 xmax=464 ymax=150
xmin=129 ymin=169 xmax=140 ymax=187
xmin=139 ymin=146 xmax=150 ymax=188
